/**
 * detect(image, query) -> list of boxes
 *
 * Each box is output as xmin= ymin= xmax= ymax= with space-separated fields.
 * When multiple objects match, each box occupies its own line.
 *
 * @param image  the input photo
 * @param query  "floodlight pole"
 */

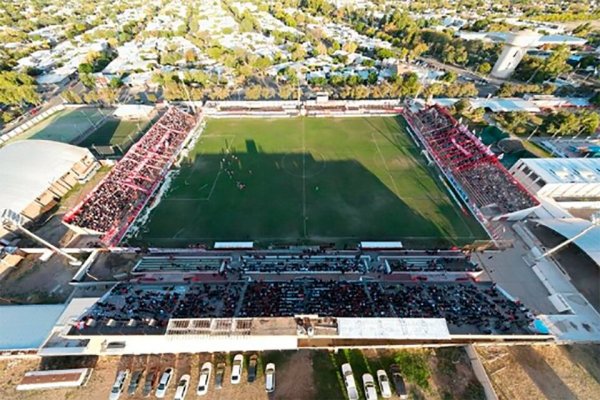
xmin=534 ymin=214 xmax=600 ymax=262
xmin=177 ymin=71 xmax=196 ymax=115
xmin=1 ymin=213 xmax=81 ymax=266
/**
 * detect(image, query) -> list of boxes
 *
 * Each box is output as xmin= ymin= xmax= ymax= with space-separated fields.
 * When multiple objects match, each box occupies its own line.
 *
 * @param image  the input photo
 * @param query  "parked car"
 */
xmin=127 ymin=370 xmax=143 ymax=395
xmin=197 ymin=362 xmax=212 ymax=396
xmin=247 ymin=355 xmax=258 ymax=383
xmin=362 ymin=373 xmax=377 ymax=400
xmin=174 ymin=374 xmax=190 ymax=400
xmin=265 ymin=363 xmax=276 ymax=393
xmin=142 ymin=369 xmax=159 ymax=397
xmin=215 ymin=362 xmax=226 ymax=389
xmin=155 ymin=367 xmax=174 ymax=398
xmin=231 ymin=354 xmax=244 ymax=384
xmin=390 ymin=364 xmax=408 ymax=399
xmin=376 ymin=369 xmax=392 ymax=398
xmin=108 ymin=370 xmax=129 ymax=400
xmin=341 ymin=363 xmax=359 ymax=400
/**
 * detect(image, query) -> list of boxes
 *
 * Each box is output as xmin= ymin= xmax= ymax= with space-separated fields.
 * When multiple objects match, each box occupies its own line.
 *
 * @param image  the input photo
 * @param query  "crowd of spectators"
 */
xmin=404 ymin=105 xmax=537 ymax=214
xmin=75 ymin=280 xmax=533 ymax=335
xmin=238 ymin=280 xmax=375 ymax=317
xmin=240 ymin=255 xmax=367 ymax=273
xmin=386 ymin=256 xmax=481 ymax=272
xmin=370 ymin=282 xmax=533 ymax=333
xmin=172 ymin=284 xmax=240 ymax=318
xmin=64 ymin=108 xmax=196 ymax=243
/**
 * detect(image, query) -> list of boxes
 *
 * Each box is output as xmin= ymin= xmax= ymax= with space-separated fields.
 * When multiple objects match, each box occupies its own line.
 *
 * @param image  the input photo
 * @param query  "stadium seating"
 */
xmin=63 ymin=107 xmax=197 ymax=245
xmin=404 ymin=105 xmax=538 ymax=215
xmin=75 ymin=280 xmax=534 ymax=335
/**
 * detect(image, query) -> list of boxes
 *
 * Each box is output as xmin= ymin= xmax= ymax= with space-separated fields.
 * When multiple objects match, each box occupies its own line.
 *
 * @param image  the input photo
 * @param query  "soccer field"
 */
xmin=9 ymin=107 xmax=108 ymax=144
xmin=78 ymin=117 xmax=150 ymax=149
xmin=135 ymin=116 xmax=488 ymax=247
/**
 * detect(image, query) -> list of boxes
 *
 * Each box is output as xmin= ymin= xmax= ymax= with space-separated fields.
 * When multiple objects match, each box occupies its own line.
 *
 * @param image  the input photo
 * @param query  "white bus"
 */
xmin=16 ymin=368 xmax=93 ymax=391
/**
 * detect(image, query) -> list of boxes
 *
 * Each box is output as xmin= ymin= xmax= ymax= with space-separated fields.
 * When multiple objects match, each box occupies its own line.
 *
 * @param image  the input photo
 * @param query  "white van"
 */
xmin=265 ymin=363 xmax=276 ymax=393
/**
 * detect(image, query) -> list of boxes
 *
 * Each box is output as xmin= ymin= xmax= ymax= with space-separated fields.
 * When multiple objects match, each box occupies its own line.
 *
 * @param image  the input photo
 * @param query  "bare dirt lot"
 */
xmin=1 ymin=348 xmax=480 ymax=400
xmin=0 ymin=253 xmax=79 ymax=304
xmin=478 ymin=344 xmax=600 ymax=400
xmin=0 ymin=351 xmax=310 ymax=400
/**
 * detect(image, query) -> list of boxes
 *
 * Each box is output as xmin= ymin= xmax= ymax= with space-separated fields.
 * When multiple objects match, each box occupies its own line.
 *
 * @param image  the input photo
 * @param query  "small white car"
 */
xmin=174 ymin=374 xmax=190 ymax=400
xmin=155 ymin=367 xmax=174 ymax=398
xmin=341 ymin=363 xmax=359 ymax=400
xmin=362 ymin=373 xmax=377 ymax=400
xmin=230 ymin=354 xmax=244 ymax=384
xmin=108 ymin=370 xmax=129 ymax=400
xmin=265 ymin=363 xmax=276 ymax=393
xmin=376 ymin=369 xmax=392 ymax=398
xmin=197 ymin=362 xmax=212 ymax=396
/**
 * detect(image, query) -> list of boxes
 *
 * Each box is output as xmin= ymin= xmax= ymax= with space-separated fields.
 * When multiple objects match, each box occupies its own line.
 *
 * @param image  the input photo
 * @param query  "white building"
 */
xmin=510 ymin=158 xmax=600 ymax=203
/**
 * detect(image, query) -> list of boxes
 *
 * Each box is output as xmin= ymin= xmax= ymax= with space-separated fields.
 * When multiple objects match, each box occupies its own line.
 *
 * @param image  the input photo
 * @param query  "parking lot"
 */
xmin=1 ymin=348 xmax=485 ymax=400
xmin=1 ymin=352 xmax=290 ymax=400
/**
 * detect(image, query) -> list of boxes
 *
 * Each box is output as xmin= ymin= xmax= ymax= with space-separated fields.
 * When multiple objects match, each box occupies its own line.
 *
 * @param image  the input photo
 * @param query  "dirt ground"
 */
xmin=478 ymin=344 xmax=600 ymax=400
xmin=0 ymin=351 xmax=313 ymax=400
xmin=84 ymin=252 xmax=140 ymax=281
xmin=0 ymin=253 xmax=79 ymax=304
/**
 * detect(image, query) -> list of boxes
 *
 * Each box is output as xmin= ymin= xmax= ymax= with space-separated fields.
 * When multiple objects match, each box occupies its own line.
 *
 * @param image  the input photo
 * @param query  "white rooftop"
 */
xmin=337 ymin=318 xmax=450 ymax=339
xmin=0 ymin=140 xmax=92 ymax=215
xmin=518 ymin=158 xmax=600 ymax=185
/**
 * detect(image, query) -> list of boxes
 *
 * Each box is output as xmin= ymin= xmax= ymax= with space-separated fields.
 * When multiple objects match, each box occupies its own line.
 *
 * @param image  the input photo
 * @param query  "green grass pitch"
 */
xmin=134 ymin=116 xmax=488 ymax=248
xmin=8 ymin=107 xmax=108 ymax=145
xmin=78 ymin=117 xmax=150 ymax=148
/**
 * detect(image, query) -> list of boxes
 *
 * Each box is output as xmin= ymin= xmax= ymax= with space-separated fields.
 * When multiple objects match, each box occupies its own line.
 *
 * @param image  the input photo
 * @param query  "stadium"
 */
xmin=1 ymin=98 xmax=553 ymax=358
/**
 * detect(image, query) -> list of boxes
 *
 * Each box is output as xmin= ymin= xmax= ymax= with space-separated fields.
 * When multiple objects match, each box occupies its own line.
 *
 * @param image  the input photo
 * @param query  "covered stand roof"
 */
xmin=0 ymin=140 xmax=91 ymax=214
xmin=536 ymin=218 xmax=600 ymax=267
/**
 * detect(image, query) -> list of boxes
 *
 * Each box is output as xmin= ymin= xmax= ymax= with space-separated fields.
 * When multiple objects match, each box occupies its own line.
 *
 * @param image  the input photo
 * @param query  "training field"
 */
xmin=9 ymin=107 xmax=107 ymax=144
xmin=135 ymin=117 xmax=487 ymax=247
xmin=78 ymin=117 xmax=150 ymax=149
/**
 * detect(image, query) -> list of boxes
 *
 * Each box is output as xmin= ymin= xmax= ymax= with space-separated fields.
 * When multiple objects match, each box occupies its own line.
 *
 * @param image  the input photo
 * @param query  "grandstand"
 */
xmin=70 ymin=279 xmax=535 ymax=336
xmin=404 ymin=105 xmax=539 ymax=219
xmin=63 ymin=107 xmax=199 ymax=245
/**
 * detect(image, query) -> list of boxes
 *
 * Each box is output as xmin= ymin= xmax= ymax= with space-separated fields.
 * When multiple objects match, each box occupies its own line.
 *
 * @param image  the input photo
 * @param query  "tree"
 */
xmin=261 ymin=87 xmax=275 ymax=99
xmin=244 ymin=85 xmax=262 ymax=100
xmin=375 ymin=47 xmax=394 ymax=59
xmin=441 ymin=71 xmax=457 ymax=84
xmin=278 ymin=85 xmax=295 ymax=100
xmin=342 ymin=41 xmax=358 ymax=54
xmin=291 ymin=44 xmax=307 ymax=61
xmin=330 ymin=74 xmax=346 ymax=86
xmin=78 ymin=63 xmax=93 ymax=74
xmin=453 ymin=99 xmax=471 ymax=114
xmin=0 ymin=71 xmax=40 ymax=106
xmin=80 ymin=73 xmax=96 ymax=89
xmin=590 ymin=91 xmax=600 ymax=107
xmin=184 ymin=49 xmax=197 ymax=64
xmin=477 ymin=62 xmax=492 ymax=75
xmin=109 ymin=77 xmax=123 ymax=89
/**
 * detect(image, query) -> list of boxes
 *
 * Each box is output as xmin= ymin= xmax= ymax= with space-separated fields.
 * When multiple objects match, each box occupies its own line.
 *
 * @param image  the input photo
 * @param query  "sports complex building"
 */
xmin=0 ymin=98 xmax=573 ymax=357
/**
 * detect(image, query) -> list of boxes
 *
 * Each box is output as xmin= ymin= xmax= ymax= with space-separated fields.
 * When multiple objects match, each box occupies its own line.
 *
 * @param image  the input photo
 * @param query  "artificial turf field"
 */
xmin=135 ymin=116 xmax=488 ymax=247
xmin=77 ymin=117 xmax=150 ymax=149
xmin=8 ymin=107 xmax=107 ymax=145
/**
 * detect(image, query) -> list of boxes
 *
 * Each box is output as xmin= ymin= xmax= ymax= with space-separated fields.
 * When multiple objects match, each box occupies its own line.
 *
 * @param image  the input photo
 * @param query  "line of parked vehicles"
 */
xmin=109 ymin=354 xmax=275 ymax=399
xmin=342 ymin=363 xmax=408 ymax=400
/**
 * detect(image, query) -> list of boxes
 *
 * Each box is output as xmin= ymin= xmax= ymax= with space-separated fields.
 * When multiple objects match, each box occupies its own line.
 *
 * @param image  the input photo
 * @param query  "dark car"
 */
xmin=127 ymin=370 xmax=143 ymax=395
xmin=215 ymin=362 xmax=226 ymax=389
xmin=142 ymin=369 xmax=159 ymax=397
xmin=247 ymin=355 xmax=258 ymax=383
xmin=389 ymin=364 xmax=408 ymax=399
